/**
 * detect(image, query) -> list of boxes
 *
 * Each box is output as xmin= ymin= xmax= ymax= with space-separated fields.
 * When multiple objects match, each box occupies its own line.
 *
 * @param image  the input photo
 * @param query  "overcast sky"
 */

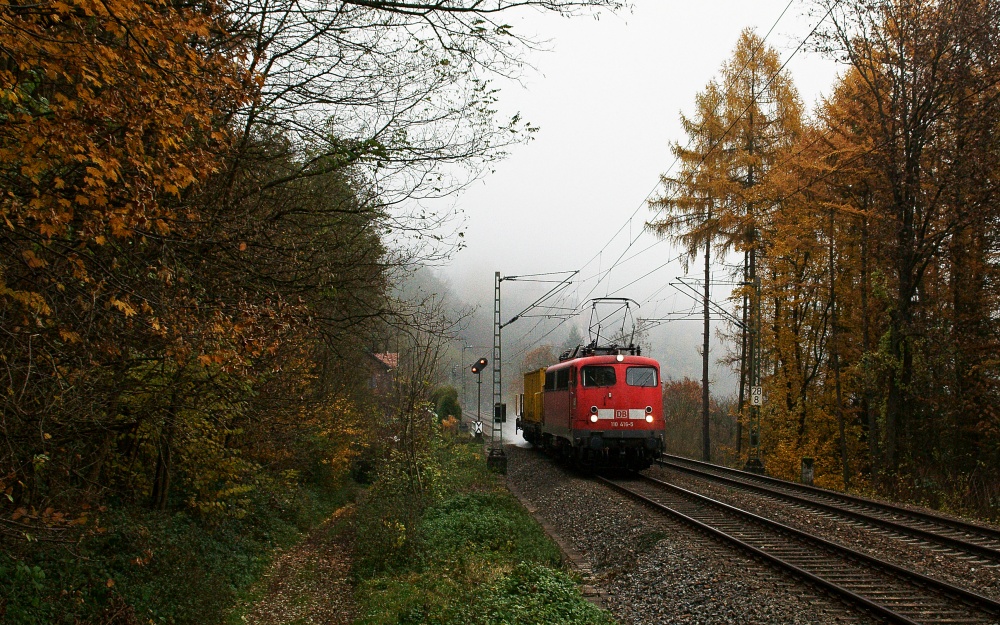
xmin=432 ymin=0 xmax=843 ymax=393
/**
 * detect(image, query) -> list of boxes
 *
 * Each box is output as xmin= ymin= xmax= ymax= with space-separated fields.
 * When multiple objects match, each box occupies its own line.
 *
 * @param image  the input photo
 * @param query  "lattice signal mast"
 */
xmin=488 ymin=270 xmax=578 ymax=473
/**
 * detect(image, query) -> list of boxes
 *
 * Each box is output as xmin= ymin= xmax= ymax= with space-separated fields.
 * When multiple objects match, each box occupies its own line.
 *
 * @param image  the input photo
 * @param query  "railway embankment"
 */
xmin=505 ymin=443 xmax=875 ymax=624
xmin=238 ymin=435 xmax=615 ymax=625
xmin=649 ymin=458 xmax=1000 ymax=604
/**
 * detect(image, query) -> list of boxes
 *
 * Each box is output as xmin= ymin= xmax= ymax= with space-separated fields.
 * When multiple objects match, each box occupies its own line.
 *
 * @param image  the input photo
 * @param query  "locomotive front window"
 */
xmin=581 ymin=366 xmax=616 ymax=387
xmin=544 ymin=371 xmax=556 ymax=391
xmin=626 ymin=366 xmax=658 ymax=387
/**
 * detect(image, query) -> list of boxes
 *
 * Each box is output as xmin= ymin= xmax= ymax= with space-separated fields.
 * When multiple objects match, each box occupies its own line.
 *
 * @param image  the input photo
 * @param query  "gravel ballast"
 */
xmin=646 ymin=463 xmax=1000 ymax=602
xmin=505 ymin=444 xmax=873 ymax=624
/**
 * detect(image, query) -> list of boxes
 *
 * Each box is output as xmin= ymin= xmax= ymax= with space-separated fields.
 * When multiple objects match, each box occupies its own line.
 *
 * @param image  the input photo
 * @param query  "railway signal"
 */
xmin=471 ymin=357 xmax=488 ymax=430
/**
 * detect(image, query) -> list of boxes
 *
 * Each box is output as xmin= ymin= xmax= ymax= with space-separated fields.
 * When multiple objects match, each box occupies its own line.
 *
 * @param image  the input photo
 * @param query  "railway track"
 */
xmin=656 ymin=455 xmax=1000 ymax=563
xmin=598 ymin=473 xmax=1000 ymax=625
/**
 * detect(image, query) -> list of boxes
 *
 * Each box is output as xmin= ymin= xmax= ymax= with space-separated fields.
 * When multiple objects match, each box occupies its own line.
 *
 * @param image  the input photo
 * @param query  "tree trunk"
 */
xmin=150 ymin=395 xmax=177 ymax=511
xmin=736 ymin=252 xmax=749 ymax=457
xmin=831 ymin=207 xmax=849 ymax=490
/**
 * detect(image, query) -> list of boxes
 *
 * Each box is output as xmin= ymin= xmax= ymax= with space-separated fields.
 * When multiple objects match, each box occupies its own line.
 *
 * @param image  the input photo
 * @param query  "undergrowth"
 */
xmin=353 ymin=436 xmax=616 ymax=625
xmin=0 ymin=478 xmax=353 ymax=625
xmin=3 ymin=430 xmax=614 ymax=624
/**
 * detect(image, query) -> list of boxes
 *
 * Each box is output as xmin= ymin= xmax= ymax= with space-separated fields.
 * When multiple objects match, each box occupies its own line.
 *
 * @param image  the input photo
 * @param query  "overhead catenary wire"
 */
xmin=569 ymin=0 xmax=820 ymax=311
xmin=508 ymin=1 xmax=841 ymax=361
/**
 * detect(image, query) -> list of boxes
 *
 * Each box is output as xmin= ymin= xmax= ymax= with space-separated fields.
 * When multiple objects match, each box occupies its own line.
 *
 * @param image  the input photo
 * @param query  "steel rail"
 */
xmin=660 ymin=454 xmax=1000 ymax=546
xmin=597 ymin=474 xmax=1000 ymax=625
xmin=656 ymin=456 xmax=1000 ymax=561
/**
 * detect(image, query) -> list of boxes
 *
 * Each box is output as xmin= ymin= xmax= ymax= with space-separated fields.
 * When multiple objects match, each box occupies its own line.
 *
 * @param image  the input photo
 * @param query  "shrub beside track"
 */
xmin=352 ymin=437 xmax=616 ymax=625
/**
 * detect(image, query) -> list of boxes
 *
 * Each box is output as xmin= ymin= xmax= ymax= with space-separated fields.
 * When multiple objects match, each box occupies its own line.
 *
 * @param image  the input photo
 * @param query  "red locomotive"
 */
xmin=516 ymin=342 xmax=665 ymax=471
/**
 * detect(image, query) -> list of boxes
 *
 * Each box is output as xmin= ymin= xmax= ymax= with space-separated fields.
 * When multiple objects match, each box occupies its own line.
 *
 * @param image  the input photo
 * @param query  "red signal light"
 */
xmin=471 ymin=357 xmax=488 ymax=374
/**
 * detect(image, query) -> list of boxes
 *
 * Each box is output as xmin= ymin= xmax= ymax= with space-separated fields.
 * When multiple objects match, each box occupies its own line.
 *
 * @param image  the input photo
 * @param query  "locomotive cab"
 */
xmin=520 ymin=347 xmax=665 ymax=471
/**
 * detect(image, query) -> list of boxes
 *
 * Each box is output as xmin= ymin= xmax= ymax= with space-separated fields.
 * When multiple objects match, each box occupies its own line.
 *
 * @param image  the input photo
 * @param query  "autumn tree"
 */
xmin=649 ymin=82 xmax=726 ymax=461
xmin=0 ymin=0 xmax=626 ymax=525
xmin=661 ymin=378 xmax=735 ymax=462
xmin=0 ymin=0 xmax=250 ymax=514
xmin=522 ymin=345 xmax=557 ymax=374
xmin=650 ymin=29 xmax=803 ymax=464
xmin=814 ymin=0 xmax=1000 ymax=502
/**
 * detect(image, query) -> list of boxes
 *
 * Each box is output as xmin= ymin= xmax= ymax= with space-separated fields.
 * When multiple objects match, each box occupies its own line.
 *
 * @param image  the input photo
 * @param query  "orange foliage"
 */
xmin=0 ymin=0 xmax=247 ymax=243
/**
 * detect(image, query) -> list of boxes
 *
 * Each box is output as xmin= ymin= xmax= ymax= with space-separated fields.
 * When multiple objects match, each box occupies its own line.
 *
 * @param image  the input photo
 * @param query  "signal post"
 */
xmin=471 ymin=357 xmax=488 ymax=439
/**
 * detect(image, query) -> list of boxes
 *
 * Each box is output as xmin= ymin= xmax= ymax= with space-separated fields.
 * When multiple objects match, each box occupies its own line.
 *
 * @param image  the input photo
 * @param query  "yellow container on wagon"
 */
xmin=522 ymin=368 xmax=546 ymax=426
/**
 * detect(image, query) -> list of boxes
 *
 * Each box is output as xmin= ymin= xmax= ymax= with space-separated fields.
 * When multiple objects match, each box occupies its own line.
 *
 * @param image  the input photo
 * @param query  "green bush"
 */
xmin=430 ymin=385 xmax=462 ymax=422
xmin=353 ymin=436 xmax=616 ymax=625
xmin=352 ymin=436 xmax=491 ymax=578
xmin=467 ymin=562 xmax=616 ymax=625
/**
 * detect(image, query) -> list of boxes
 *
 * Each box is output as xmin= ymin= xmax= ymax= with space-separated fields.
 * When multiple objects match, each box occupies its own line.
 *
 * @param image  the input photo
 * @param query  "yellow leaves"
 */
xmin=0 ymin=0 xmax=243 ymax=251
xmin=21 ymin=249 xmax=47 ymax=269
xmin=108 ymin=214 xmax=130 ymax=237
xmin=58 ymin=328 xmax=81 ymax=344
xmin=109 ymin=297 xmax=137 ymax=317
xmin=197 ymin=352 xmax=230 ymax=367
xmin=0 ymin=284 xmax=52 ymax=317
xmin=9 ymin=505 xmax=87 ymax=529
xmin=69 ymin=256 xmax=89 ymax=281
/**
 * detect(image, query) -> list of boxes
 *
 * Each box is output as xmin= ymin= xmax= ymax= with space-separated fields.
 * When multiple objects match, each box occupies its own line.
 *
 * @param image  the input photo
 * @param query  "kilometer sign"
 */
xmin=750 ymin=386 xmax=763 ymax=406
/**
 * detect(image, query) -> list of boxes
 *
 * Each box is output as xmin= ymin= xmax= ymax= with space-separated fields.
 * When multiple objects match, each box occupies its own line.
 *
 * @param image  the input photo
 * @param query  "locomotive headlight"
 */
xmin=645 ymin=414 xmax=654 ymax=423
xmin=616 ymin=354 xmax=624 ymax=362
xmin=590 ymin=414 xmax=599 ymax=423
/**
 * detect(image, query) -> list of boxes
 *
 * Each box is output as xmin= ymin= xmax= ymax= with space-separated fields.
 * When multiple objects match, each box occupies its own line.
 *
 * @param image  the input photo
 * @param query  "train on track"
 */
xmin=515 ymin=342 xmax=665 ymax=471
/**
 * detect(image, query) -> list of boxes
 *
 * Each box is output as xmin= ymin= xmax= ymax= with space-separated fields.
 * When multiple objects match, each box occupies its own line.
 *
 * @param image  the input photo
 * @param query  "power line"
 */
xmin=606 ymin=251 xmax=686 ymax=298
xmin=576 ymin=0 xmax=818 ymax=307
xmin=506 ymin=1 xmax=837 ymax=362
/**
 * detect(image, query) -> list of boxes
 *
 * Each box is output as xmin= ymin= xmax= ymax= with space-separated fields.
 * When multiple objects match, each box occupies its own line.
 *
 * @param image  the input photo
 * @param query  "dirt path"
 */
xmin=241 ymin=505 xmax=356 ymax=625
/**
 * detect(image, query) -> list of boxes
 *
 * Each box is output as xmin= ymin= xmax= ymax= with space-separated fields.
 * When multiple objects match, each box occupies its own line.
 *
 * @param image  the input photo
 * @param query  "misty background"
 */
xmin=403 ymin=1 xmax=842 ymax=409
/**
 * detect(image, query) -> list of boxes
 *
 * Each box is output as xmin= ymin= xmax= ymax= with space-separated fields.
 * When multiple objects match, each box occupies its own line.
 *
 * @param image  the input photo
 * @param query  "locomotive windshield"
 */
xmin=626 ymin=366 xmax=658 ymax=387
xmin=581 ymin=366 xmax=616 ymax=387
